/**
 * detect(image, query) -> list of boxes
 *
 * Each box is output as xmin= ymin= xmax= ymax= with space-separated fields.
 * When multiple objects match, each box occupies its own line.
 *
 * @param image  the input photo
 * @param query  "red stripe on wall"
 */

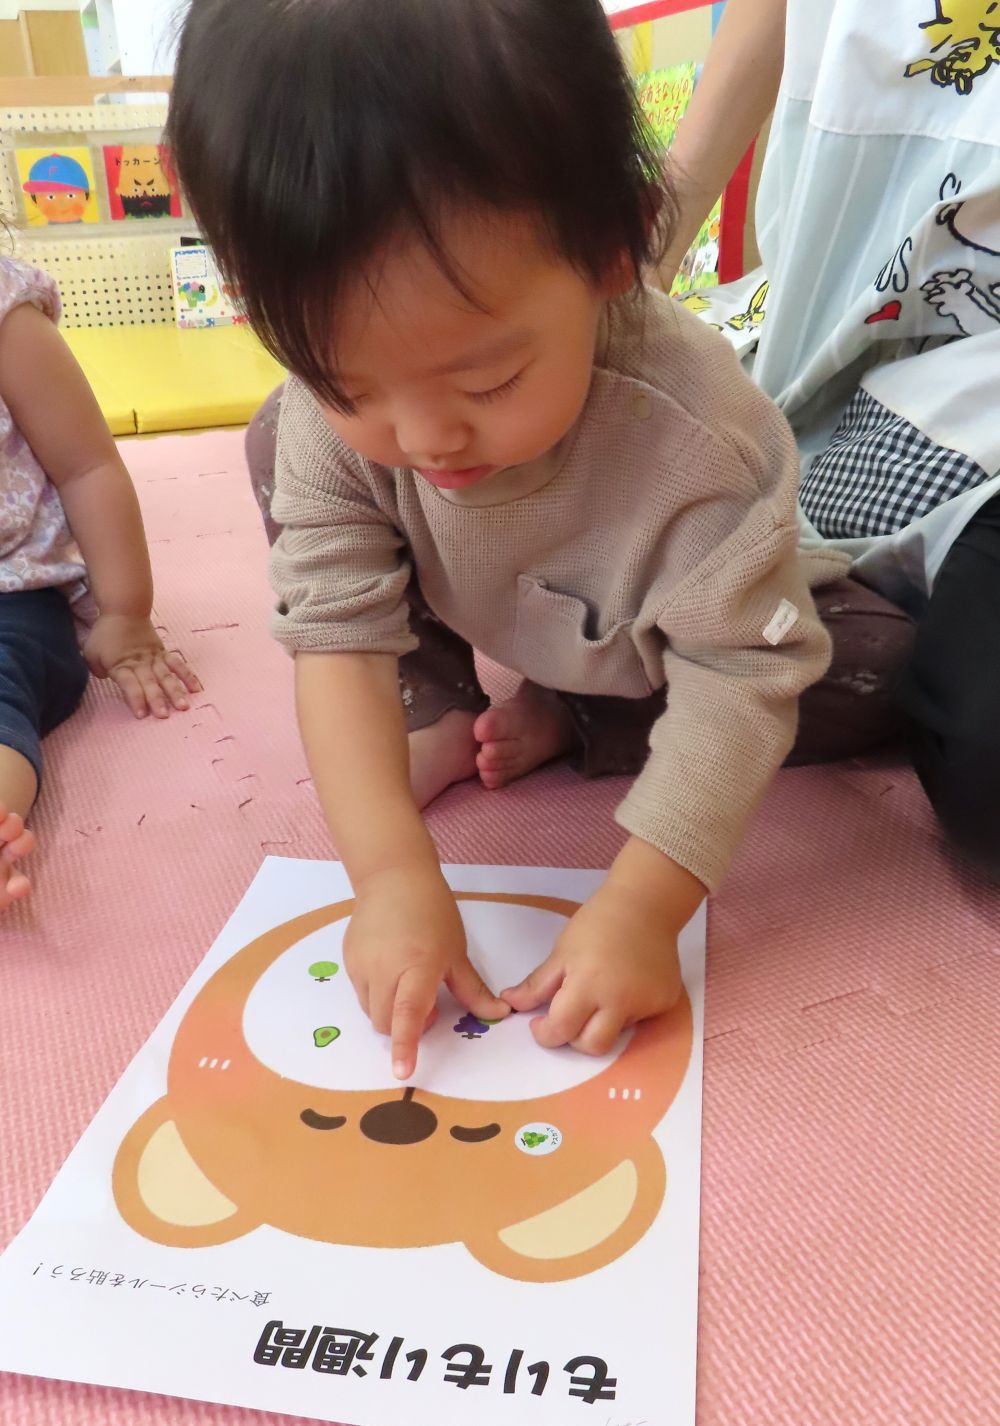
xmin=607 ymin=0 xmax=710 ymax=29
xmin=718 ymin=139 xmax=755 ymax=283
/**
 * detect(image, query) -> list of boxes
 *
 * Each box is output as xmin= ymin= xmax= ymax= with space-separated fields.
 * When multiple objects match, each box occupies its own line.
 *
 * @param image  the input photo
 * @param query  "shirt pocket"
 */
xmin=512 ymin=575 xmax=656 ymax=698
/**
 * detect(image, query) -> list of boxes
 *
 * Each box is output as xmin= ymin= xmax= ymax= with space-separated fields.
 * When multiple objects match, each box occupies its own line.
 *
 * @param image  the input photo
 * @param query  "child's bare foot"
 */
xmin=0 ymin=804 xmax=35 ymax=911
xmin=474 ymin=682 xmax=577 ymax=790
xmin=408 ymin=708 xmax=480 ymax=809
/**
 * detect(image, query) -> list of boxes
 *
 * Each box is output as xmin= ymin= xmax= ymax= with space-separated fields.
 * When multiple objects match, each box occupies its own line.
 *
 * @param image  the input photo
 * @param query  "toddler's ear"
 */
xmin=112 ymin=1099 xmax=261 ymax=1247
xmin=599 ymin=247 xmax=640 ymax=300
xmin=464 ymin=1136 xmax=665 ymax=1282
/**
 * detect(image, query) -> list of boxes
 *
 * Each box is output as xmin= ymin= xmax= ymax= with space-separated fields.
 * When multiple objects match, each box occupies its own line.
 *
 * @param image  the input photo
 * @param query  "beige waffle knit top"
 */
xmin=270 ymin=291 xmax=848 ymax=890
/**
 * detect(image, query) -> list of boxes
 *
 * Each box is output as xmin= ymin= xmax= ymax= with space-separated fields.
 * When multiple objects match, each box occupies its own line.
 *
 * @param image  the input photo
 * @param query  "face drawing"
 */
xmin=115 ymin=144 xmax=175 ymax=218
xmin=113 ymin=893 xmax=693 ymax=1282
xmin=21 ymin=152 xmax=92 ymax=224
xmin=32 ymin=188 xmax=89 ymax=223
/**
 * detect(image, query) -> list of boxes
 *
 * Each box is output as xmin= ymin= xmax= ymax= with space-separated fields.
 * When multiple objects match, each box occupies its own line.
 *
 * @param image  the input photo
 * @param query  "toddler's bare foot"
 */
xmin=0 ymin=804 xmax=35 ymax=912
xmin=408 ymin=708 xmax=479 ymax=809
xmin=474 ymin=683 xmax=577 ymax=790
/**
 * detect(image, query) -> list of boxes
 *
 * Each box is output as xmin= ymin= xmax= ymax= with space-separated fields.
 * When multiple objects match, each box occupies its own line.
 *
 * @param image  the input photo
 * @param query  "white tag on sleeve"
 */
xmin=762 ymin=599 xmax=799 ymax=646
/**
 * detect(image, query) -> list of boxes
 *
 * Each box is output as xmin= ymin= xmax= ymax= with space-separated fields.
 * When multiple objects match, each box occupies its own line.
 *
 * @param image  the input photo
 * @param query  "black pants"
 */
xmin=897 ymin=490 xmax=1000 ymax=879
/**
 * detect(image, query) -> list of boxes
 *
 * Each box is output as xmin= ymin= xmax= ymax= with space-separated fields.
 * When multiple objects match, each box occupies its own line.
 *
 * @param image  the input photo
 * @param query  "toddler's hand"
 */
xmin=346 ymin=866 xmax=509 ymax=1079
xmin=84 ymin=613 xmax=201 ymax=718
xmin=502 ymin=878 xmax=683 ymax=1054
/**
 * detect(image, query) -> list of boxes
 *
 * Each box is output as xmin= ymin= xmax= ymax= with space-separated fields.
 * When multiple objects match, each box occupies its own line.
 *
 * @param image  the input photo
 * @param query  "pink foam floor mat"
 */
xmin=2 ymin=429 xmax=997 ymax=1426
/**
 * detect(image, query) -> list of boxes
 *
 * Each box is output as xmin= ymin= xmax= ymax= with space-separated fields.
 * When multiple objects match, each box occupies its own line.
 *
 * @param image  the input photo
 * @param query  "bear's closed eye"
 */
xmin=450 ymin=1123 xmax=501 ymax=1143
xmin=300 ymin=1109 xmax=347 ymax=1131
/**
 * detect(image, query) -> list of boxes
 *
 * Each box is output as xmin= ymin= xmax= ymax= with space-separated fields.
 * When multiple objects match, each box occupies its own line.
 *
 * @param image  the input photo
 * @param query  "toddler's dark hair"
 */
xmin=167 ymin=0 xmax=674 ymax=407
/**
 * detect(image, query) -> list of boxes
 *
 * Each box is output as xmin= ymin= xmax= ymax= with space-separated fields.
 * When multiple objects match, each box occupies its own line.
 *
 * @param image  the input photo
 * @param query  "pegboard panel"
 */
xmin=14 ymin=234 xmax=176 ymax=326
xmin=0 ymin=104 xmax=168 ymax=136
xmin=1 ymin=101 xmax=179 ymax=327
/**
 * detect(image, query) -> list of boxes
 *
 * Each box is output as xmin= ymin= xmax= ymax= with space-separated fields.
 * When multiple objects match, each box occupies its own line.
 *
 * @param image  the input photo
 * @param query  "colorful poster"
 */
xmin=103 ymin=144 xmax=183 ymax=221
xmin=16 ymin=147 xmax=100 ymax=227
xmin=0 ymin=858 xmax=705 ymax=1426
xmin=170 ymin=244 xmax=245 ymax=328
xmin=636 ymin=62 xmax=723 ymax=294
xmin=636 ymin=61 xmax=698 ymax=148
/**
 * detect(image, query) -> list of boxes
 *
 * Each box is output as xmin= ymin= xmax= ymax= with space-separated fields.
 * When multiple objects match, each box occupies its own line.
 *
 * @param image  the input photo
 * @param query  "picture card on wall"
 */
xmin=103 ymin=144 xmax=183 ymax=221
xmin=16 ymin=147 xmax=100 ymax=227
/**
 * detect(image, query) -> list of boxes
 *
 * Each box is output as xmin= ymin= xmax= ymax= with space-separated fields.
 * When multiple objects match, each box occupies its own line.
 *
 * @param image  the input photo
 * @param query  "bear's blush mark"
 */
xmin=300 ymin=1109 xmax=347 ymax=1131
xmin=450 ymin=1123 xmax=502 ymax=1143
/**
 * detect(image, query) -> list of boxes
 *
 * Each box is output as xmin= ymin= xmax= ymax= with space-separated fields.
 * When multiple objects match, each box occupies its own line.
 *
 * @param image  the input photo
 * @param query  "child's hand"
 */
xmin=345 ymin=866 xmax=510 ymax=1079
xmin=502 ymin=881 xmax=683 ymax=1053
xmin=502 ymin=841 xmax=701 ymax=1055
xmin=83 ymin=613 xmax=201 ymax=719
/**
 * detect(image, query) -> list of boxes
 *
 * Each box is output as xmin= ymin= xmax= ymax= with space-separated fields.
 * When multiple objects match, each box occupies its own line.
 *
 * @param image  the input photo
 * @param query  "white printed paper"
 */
xmin=0 ymin=858 xmax=705 ymax=1426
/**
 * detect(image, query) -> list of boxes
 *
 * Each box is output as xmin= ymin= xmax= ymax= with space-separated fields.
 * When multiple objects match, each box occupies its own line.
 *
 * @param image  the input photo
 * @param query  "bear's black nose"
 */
xmin=360 ymin=1086 xmax=438 ymax=1145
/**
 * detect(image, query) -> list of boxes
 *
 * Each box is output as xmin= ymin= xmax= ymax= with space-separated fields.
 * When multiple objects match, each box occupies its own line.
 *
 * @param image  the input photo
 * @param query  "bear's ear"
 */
xmin=112 ymin=1099 xmax=262 ymax=1248
xmin=464 ymin=1137 xmax=666 ymax=1282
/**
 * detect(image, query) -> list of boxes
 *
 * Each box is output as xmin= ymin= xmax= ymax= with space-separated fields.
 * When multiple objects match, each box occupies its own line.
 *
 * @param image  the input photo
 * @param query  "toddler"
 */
xmin=170 ymin=0 xmax=854 ymax=1075
xmin=0 ymin=256 xmax=199 ymax=910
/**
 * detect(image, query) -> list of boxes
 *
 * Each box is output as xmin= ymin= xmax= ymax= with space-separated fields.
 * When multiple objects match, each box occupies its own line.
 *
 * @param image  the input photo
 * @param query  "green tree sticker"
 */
xmin=309 ymin=961 xmax=339 ymax=982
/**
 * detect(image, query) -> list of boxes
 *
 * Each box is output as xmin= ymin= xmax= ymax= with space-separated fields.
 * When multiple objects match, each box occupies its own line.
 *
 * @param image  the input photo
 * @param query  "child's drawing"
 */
xmin=113 ymin=891 xmax=694 ymax=1283
xmin=170 ymin=244 xmax=244 ymax=328
xmin=16 ymin=148 xmax=99 ymax=227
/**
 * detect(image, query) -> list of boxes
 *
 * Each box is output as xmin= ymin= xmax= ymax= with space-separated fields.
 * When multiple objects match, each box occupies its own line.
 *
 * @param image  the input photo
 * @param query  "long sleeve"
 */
xmin=616 ymin=499 xmax=831 ymax=892
xmin=268 ymin=379 xmax=417 ymax=656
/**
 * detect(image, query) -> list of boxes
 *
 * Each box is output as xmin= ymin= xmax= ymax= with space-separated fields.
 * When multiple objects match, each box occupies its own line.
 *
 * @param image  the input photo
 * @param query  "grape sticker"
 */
xmin=515 ymin=1122 xmax=562 ymax=1157
xmin=453 ymin=1014 xmax=503 ymax=1040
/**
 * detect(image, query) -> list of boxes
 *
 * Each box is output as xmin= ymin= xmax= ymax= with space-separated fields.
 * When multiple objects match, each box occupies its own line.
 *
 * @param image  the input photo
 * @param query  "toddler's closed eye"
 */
xmin=467 ymin=372 xmax=525 ymax=404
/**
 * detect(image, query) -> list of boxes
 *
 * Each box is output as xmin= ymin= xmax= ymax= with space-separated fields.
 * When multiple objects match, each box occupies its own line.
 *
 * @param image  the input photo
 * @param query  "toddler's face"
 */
xmin=322 ymin=210 xmax=622 ymax=491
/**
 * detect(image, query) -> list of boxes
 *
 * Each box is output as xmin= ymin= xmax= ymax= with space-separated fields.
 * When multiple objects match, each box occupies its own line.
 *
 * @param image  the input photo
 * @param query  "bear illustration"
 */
xmin=113 ymin=892 xmax=693 ymax=1283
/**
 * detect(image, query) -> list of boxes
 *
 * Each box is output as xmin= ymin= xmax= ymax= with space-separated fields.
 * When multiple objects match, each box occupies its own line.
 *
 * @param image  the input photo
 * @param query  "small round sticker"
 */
xmin=515 ymin=1122 xmax=562 ymax=1156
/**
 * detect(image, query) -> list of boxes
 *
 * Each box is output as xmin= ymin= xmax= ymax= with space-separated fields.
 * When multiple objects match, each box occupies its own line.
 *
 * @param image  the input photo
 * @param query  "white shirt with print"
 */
xmin=693 ymin=0 xmax=1000 ymax=605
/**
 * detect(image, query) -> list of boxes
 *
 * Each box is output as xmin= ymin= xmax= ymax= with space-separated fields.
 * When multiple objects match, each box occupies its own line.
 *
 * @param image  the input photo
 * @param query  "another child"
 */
xmin=660 ymin=0 xmax=1000 ymax=878
xmin=169 ymin=0 xmax=865 ymax=1076
xmin=0 ymin=256 xmax=200 ymax=910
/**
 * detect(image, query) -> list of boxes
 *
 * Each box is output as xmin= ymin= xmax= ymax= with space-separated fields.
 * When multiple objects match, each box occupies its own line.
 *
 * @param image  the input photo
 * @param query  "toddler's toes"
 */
xmin=472 ymin=706 xmax=508 ymax=746
xmin=0 ymin=862 xmax=32 ymax=911
xmin=0 ymin=810 xmax=33 ymax=861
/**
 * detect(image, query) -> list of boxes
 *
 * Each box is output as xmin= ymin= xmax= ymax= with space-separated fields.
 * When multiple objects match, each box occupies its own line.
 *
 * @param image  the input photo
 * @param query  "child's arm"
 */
xmin=658 ymin=0 xmax=787 ymax=288
xmin=506 ymin=390 xmax=832 ymax=1053
xmin=268 ymin=378 xmax=510 ymax=1076
xmin=0 ymin=303 xmax=199 ymax=717
xmin=505 ymin=512 xmax=822 ymax=1051
xmin=296 ymin=649 xmax=509 ymax=1081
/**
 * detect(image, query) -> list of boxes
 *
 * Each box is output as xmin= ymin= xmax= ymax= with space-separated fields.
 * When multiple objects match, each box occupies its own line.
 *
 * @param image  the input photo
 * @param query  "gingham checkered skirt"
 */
xmin=800 ymin=389 xmax=988 ymax=539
